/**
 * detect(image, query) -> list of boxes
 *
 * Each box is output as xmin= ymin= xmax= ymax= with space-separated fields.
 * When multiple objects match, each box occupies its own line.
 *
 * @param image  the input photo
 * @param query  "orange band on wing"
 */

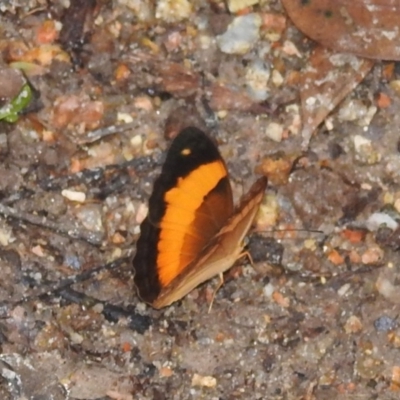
xmin=157 ymin=160 xmax=228 ymax=286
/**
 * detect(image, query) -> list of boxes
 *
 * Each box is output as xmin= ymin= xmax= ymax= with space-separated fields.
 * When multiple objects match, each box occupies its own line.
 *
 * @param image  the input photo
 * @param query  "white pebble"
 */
xmin=117 ymin=112 xmax=133 ymax=123
xmin=61 ymin=189 xmax=86 ymax=203
xmin=337 ymin=283 xmax=351 ymax=297
xmin=245 ymin=59 xmax=270 ymax=101
xmin=265 ymin=122 xmax=284 ymax=142
xmin=366 ymin=212 xmax=399 ymax=231
xmin=263 ymin=282 xmax=275 ymax=298
xmin=271 ymin=69 xmax=284 ymax=87
xmin=217 ymin=13 xmax=261 ymax=55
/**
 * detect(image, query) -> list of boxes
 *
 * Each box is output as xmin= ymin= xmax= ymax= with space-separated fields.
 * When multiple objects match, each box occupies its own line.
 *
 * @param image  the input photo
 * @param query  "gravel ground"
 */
xmin=1 ymin=1 xmax=400 ymax=399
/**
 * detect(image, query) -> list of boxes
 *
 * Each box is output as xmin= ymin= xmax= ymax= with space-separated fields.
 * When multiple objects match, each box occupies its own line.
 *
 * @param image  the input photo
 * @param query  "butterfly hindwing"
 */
xmin=152 ymin=176 xmax=268 ymax=309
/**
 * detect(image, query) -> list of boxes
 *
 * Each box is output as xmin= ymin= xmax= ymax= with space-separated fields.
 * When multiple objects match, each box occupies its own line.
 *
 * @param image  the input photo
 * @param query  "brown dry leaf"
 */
xmin=281 ymin=0 xmax=400 ymax=60
xmin=300 ymin=46 xmax=374 ymax=147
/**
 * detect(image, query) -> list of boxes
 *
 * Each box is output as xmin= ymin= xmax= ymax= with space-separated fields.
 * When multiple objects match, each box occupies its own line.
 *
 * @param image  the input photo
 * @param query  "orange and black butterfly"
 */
xmin=133 ymin=127 xmax=267 ymax=308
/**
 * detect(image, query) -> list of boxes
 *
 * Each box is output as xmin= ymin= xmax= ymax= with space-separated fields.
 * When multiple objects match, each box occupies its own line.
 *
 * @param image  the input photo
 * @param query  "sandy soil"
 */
xmin=1 ymin=1 xmax=400 ymax=399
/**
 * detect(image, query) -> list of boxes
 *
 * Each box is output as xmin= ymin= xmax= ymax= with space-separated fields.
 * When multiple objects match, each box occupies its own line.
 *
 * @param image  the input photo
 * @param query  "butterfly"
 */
xmin=133 ymin=126 xmax=267 ymax=308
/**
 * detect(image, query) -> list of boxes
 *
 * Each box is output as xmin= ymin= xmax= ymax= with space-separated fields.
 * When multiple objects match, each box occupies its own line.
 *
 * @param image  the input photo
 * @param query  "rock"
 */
xmin=217 ymin=13 xmax=262 ymax=55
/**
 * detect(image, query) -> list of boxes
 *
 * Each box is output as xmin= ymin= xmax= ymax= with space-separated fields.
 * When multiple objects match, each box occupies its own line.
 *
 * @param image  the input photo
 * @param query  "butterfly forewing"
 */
xmin=133 ymin=127 xmax=234 ymax=304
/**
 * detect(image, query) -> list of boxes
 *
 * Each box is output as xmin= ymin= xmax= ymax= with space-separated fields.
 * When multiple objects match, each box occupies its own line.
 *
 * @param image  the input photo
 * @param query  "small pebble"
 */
xmin=353 ymin=134 xmax=371 ymax=151
xmin=282 ymin=40 xmax=301 ymax=57
xmin=155 ymin=0 xmax=192 ymax=22
xmin=217 ymin=14 xmax=262 ymax=55
xmin=245 ymin=59 xmax=270 ymax=101
xmin=265 ymin=122 xmax=284 ymax=142
xmin=391 ymin=366 xmax=400 ymax=391
xmin=389 ymin=80 xmax=400 ymax=95
xmin=133 ymin=95 xmax=153 ymax=111
xmin=271 ymin=69 xmax=284 ymax=87
xmin=159 ymin=366 xmax=173 ymax=377
xmin=272 ymin=291 xmax=290 ymax=308
xmin=31 ymin=245 xmax=45 ymax=257
xmin=337 ymin=283 xmax=351 ymax=297
xmin=375 ymin=275 xmax=400 ymax=303
xmin=118 ymin=0 xmax=153 ymax=21
xmin=61 ymin=189 xmax=86 ymax=203
xmin=64 ymin=254 xmax=81 ymax=270
xmin=75 ymin=204 xmax=104 ymax=232
xmin=374 ymin=315 xmax=396 ymax=332
xmin=366 ymin=212 xmax=399 ymax=231
xmin=394 ymin=198 xmax=400 ymax=213
xmin=263 ymin=282 xmax=275 ymax=298
xmin=353 ymin=135 xmax=381 ymax=164
xmin=117 ymin=112 xmax=133 ymax=123
xmin=191 ymin=374 xmax=217 ymax=388
xmin=339 ymin=99 xmax=377 ymax=127
xmin=70 ymin=331 xmax=84 ymax=344
xmin=227 ymin=0 xmax=260 ymax=13
xmin=339 ymin=99 xmax=368 ymax=122
xmin=0 ymin=227 xmax=13 ymax=246
xmin=361 ymin=246 xmax=383 ymax=265
xmin=130 ymin=134 xmax=143 ymax=148
xmin=344 ymin=315 xmax=363 ymax=334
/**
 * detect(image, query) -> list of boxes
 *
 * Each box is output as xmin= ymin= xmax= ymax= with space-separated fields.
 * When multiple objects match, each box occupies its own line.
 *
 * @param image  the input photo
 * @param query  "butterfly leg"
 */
xmin=239 ymin=250 xmax=254 ymax=267
xmin=208 ymin=272 xmax=224 ymax=313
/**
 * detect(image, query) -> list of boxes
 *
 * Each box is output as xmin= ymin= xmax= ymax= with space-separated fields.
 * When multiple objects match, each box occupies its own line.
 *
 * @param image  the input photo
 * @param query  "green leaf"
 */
xmin=0 ymin=83 xmax=33 ymax=123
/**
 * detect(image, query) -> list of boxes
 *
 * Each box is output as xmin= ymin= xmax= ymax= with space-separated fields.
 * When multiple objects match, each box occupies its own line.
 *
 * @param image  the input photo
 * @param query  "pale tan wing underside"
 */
xmin=153 ymin=177 xmax=268 ymax=309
